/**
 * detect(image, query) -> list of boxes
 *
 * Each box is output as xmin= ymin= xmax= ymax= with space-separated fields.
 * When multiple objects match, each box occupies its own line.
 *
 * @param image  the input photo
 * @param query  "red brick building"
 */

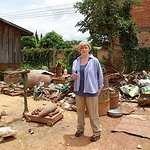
xmin=132 ymin=0 xmax=150 ymax=48
xmin=111 ymin=0 xmax=150 ymax=70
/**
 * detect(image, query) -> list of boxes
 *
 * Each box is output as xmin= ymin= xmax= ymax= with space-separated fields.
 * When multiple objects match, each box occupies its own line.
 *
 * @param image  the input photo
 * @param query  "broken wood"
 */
xmin=138 ymin=94 xmax=150 ymax=106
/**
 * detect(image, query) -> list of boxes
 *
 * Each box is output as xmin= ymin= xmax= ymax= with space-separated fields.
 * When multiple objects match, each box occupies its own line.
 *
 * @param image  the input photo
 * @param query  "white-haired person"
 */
xmin=72 ymin=41 xmax=103 ymax=142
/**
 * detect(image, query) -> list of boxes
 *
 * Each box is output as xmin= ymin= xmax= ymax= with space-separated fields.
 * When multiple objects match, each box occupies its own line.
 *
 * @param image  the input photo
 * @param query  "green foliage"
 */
xmin=74 ymin=0 xmax=141 ymax=72
xmin=40 ymin=33 xmax=43 ymax=39
xmin=57 ymin=48 xmax=79 ymax=73
xmin=60 ymin=41 xmax=72 ymax=49
xmin=21 ymin=48 xmax=53 ymax=68
xmin=39 ymin=31 xmax=64 ymax=48
xmin=20 ymin=64 xmax=35 ymax=69
xmin=92 ymin=47 xmax=99 ymax=57
xmin=119 ymin=21 xmax=138 ymax=72
xmin=34 ymin=31 xmax=41 ymax=48
xmin=21 ymin=33 xmax=81 ymax=70
xmin=98 ymin=57 xmax=105 ymax=68
xmin=35 ymin=30 xmax=39 ymax=44
xmin=118 ymin=1 xmax=139 ymax=72
xmin=21 ymin=47 xmax=79 ymax=73
xmin=136 ymin=48 xmax=150 ymax=71
xmin=21 ymin=36 xmax=36 ymax=49
xmin=60 ymin=40 xmax=77 ymax=49
xmin=74 ymin=0 xmax=122 ymax=46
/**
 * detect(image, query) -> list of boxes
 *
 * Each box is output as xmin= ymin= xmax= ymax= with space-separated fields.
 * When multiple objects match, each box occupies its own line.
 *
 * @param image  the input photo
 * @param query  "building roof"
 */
xmin=0 ymin=18 xmax=33 ymax=36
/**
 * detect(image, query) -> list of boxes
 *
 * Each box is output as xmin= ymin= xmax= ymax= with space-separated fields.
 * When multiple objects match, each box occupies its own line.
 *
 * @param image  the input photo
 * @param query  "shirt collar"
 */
xmin=77 ymin=54 xmax=94 ymax=61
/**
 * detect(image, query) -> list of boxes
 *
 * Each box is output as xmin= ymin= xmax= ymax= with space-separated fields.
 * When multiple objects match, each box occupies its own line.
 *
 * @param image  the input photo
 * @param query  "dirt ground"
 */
xmin=0 ymin=93 xmax=150 ymax=150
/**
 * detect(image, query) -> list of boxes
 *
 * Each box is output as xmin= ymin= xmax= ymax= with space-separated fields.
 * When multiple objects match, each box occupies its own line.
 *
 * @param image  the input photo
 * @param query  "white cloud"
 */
xmin=0 ymin=0 xmax=89 ymax=40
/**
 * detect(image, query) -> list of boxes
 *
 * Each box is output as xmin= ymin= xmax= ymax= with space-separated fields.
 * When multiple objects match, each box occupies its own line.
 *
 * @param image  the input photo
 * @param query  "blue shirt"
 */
xmin=75 ymin=63 xmax=98 ymax=96
xmin=72 ymin=54 xmax=104 ymax=94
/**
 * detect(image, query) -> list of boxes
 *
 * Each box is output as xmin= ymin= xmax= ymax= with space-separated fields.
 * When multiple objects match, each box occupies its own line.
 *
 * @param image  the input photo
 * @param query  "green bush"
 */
xmin=136 ymin=47 xmax=150 ymax=71
xmin=21 ymin=48 xmax=53 ymax=68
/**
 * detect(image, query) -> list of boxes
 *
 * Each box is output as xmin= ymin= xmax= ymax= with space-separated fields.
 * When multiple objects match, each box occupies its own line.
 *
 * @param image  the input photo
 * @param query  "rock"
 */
xmin=137 ymin=144 xmax=142 ymax=149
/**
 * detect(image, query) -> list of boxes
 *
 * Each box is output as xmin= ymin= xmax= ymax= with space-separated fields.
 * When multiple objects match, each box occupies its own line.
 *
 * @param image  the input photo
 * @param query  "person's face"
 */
xmin=79 ymin=45 xmax=90 ymax=55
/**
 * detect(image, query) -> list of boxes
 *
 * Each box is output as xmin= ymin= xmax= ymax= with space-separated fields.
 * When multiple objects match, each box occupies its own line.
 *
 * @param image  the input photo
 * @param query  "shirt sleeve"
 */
xmin=96 ymin=60 xmax=104 ymax=88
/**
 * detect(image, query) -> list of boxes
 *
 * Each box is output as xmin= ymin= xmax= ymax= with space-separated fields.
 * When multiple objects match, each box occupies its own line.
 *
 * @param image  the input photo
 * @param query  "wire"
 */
xmin=3 ymin=12 xmax=77 ymax=20
xmin=0 ymin=3 xmax=78 ymax=19
xmin=1 ymin=8 xmax=75 ymax=17
xmin=1 ymin=3 xmax=75 ymax=15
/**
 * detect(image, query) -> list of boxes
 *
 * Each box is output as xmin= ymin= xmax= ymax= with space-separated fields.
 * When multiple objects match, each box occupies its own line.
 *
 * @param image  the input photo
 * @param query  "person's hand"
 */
xmin=98 ymin=88 xmax=102 ymax=96
xmin=72 ymin=72 xmax=78 ymax=80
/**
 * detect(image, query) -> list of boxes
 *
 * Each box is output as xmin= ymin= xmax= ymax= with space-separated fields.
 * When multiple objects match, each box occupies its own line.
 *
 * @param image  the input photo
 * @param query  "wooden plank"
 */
xmin=24 ymin=111 xmax=63 ymax=126
xmin=15 ymin=30 xmax=21 ymax=63
xmin=8 ymin=26 xmax=13 ymax=63
xmin=112 ymin=116 xmax=150 ymax=138
xmin=0 ymin=22 xmax=22 ymax=64
xmin=0 ymin=23 xmax=4 ymax=63
xmin=3 ymin=25 xmax=9 ymax=63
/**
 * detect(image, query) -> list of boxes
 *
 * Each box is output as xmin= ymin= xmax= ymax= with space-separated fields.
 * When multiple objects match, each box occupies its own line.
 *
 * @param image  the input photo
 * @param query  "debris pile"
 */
xmin=106 ymin=67 xmax=150 ymax=106
xmin=0 ymin=68 xmax=150 ymax=111
xmin=0 ymin=81 xmax=28 ymax=96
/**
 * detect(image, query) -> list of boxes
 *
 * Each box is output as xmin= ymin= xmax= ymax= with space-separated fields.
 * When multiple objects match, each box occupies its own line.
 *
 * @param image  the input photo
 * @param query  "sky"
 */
xmin=0 ymin=0 xmax=89 ymax=40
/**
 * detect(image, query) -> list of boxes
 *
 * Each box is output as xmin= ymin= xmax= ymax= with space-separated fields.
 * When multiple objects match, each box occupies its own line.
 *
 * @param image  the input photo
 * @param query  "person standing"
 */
xmin=72 ymin=41 xmax=104 ymax=142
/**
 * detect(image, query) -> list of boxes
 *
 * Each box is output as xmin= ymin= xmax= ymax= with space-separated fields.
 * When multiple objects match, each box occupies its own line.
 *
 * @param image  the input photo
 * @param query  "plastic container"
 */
xmin=63 ymin=69 xmax=67 ymax=75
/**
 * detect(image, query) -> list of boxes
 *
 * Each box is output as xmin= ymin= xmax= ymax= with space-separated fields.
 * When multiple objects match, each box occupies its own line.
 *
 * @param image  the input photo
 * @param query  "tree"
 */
xmin=40 ymin=33 xmax=43 ymax=39
xmin=39 ymin=31 xmax=64 ymax=49
xmin=74 ymin=0 xmax=140 ymax=71
xmin=21 ymin=36 xmax=36 ymax=49
xmin=74 ymin=0 xmax=121 ymax=47
xmin=35 ymin=30 xmax=39 ymax=43
xmin=60 ymin=40 xmax=78 ymax=49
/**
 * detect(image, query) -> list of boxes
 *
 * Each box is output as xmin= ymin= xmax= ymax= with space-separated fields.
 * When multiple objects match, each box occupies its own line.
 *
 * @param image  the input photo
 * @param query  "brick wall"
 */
xmin=112 ymin=38 xmax=124 ymax=71
xmin=138 ymin=31 xmax=150 ymax=48
xmin=132 ymin=0 xmax=150 ymax=48
xmin=132 ymin=0 xmax=150 ymax=28
xmin=112 ymin=0 xmax=150 ymax=70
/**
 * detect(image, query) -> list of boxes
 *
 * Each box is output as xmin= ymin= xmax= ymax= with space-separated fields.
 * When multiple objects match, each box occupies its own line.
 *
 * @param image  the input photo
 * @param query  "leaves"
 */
xmin=74 ymin=0 xmax=144 ymax=72
xmin=39 ymin=31 xmax=64 ymax=49
xmin=21 ymin=48 xmax=53 ymax=68
xmin=21 ymin=36 xmax=36 ymax=49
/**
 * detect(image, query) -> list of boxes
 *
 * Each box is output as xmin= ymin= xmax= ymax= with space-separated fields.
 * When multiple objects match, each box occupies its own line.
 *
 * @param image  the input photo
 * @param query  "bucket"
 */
xmin=110 ymin=91 xmax=119 ymax=109
xmin=98 ymin=88 xmax=110 ymax=116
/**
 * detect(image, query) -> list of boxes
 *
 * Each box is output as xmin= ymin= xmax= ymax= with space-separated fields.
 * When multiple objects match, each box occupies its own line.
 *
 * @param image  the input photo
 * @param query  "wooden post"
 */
xmin=22 ymin=72 xmax=29 ymax=113
xmin=53 ymin=46 xmax=57 ymax=67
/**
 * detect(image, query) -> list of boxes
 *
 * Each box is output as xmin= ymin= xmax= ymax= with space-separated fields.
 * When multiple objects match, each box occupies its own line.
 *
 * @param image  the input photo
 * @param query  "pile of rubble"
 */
xmin=107 ymin=68 xmax=150 ymax=106
xmin=0 ymin=68 xmax=150 ymax=110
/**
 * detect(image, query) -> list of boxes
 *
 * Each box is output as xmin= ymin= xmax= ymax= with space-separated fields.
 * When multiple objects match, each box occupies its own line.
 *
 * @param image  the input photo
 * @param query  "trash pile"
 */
xmin=0 ymin=81 xmax=26 ymax=96
xmin=0 ymin=68 xmax=150 ymax=142
xmin=0 ymin=69 xmax=150 ymax=110
xmin=107 ymin=68 xmax=150 ymax=106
